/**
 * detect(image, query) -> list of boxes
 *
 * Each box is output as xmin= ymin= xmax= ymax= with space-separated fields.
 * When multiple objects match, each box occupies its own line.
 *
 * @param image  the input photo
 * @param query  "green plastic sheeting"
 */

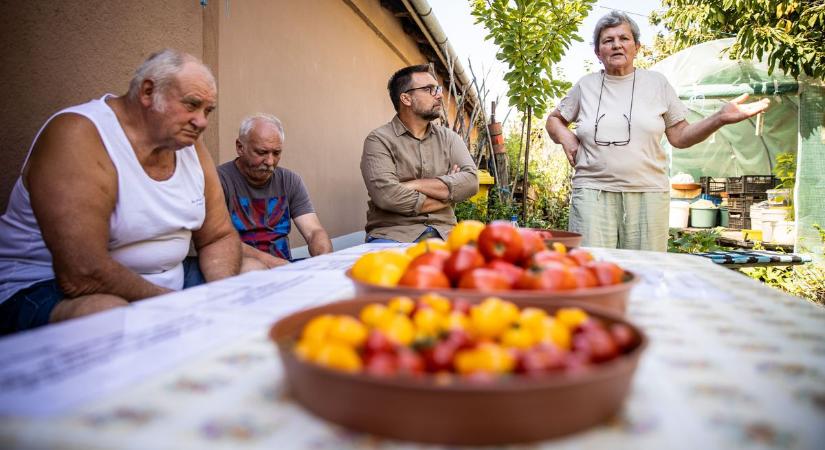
xmin=664 ymin=97 xmax=798 ymax=178
xmin=796 ymin=83 xmax=825 ymax=258
xmin=653 ymin=39 xmax=825 ymax=256
xmin=652 ymin=39 xmax=799 ymax=180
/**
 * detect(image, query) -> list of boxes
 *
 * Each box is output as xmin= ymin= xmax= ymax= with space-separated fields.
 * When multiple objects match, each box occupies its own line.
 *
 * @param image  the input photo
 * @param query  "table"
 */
xmin=1 ymin=245 xmax=824 ymax=449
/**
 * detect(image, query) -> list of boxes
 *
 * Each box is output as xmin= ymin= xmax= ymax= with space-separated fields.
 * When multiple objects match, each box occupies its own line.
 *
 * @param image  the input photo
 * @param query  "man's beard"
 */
xmin=419 ymin=108 xmax=441 ymax=121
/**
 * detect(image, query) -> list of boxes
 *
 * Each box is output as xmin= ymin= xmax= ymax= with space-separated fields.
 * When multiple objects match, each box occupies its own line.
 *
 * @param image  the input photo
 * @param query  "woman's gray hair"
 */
xmin=127 ymin=49 xmax=215 ymax=106
xmin=593 ymin=11 xmax=641 ymax=52
xmin=238 ymin=114 xmax=285 ymax=143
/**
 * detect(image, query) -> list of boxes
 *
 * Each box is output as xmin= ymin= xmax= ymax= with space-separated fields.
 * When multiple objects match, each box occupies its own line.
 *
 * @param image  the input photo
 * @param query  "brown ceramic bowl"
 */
xmin=271 ymin=297 xmax=648 ymax=445
xmin=346 ymin=269 xmax=638 ymax=314
xmin=544 ymin=230 xmax=583 ymax=249
xmin=524 ymin=228 xmax=584 ymax=249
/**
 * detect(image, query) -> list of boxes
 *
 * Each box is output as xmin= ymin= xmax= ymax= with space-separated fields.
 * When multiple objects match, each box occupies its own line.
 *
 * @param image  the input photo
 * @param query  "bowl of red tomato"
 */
xmin=270 ymin=295 xmax=648 ymax=445
xmin=524 ymin=228 xmax=583 ymax=249
xmin=348 ymin=222 xmax=637 ymax=314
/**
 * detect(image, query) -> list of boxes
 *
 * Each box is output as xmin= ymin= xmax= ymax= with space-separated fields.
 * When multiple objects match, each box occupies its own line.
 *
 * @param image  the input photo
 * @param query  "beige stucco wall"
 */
xmin=210 ymin=0 xmax=431 ymax=244
xmin=0 ymin=0 xmax=467 ymax=247
xmin=0 ymin=0 xmax=204 ymax=212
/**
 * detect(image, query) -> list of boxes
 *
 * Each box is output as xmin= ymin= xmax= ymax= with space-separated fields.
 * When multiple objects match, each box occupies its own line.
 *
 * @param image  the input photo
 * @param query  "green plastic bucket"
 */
xmin=690 ymin=208 xmax=717 ymax=228
xmin=718 ymin=207 xmax=729 ymax=227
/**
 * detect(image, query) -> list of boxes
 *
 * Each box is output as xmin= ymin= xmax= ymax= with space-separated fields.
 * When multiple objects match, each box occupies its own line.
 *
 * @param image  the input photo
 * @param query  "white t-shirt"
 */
xmin=557 ymin=69 xmax=688 ymax=192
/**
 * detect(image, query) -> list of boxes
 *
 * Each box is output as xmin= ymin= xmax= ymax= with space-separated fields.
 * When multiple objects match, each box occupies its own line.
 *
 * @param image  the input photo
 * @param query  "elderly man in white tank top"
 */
xmin=0 ymin=49 xmax=243 ymax=334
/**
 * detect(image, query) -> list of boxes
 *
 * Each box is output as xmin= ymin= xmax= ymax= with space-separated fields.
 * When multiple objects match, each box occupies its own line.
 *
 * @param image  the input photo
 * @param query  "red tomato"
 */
xmin=457 ymin=268 xmax=512 ymax=292
xmin=518 ymin=229 xmax=548 ymax=263
xmin=609 ymin=323 xmax=636 ymax=352
xmin=396 ymin=348 xmax=425 ymax=376
xmin=443 ymin=245 xmax=486 ymax=284
xmin=567 ymin=248 xmax=594 ymax=266
xmin=570 ymin=266 xmax=598 ymax=288
xmin=545 ymin=264 xmax=578 ymax=290
xmin=407 ymin=249 xmax=451 ymax=271
xmin=586 ymin=261 xmax=625 ymax=286
xmin=527 ymin=250 xmax=577 ymax=269
xmin=365 ymin=352 xmax=398 ymax=377
xmin=515 ymin=263 xmax=577 ymax=291
xmin=452 ymin=298 xmax=472 ymax=315
xmin=445 ymin=329 xmax=474 ymax=350
xmin=363 ymin=329 xmax=395 ymax=356
xmin=398 ymin=265 xmax=451 ymax=289
xmin=483 ymin=260 xmax=525 ymax=287
xmin=516 ymin=343 xmax=565 ymax=375
xmin=422 ymin=340 xmax=458 ymax=372
xmin=582 ymin=327 xmax=619 ymax=363
xmin=572 ymin=318 xmax=599 ymax=335
xmin=477 ymin=221 xmax=524 ymax=263
xmin=534 ymin=230 xmax=554 ymax=240
xmin=514 ymin=267 xmax=543 ymax=290
xmin=562 ymin=351 xmax=591 ymax=374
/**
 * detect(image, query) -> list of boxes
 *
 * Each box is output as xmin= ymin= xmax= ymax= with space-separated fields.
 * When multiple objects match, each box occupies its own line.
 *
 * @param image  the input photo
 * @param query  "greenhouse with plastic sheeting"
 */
xmin=653 ymin=39 xmax=825 ymax=259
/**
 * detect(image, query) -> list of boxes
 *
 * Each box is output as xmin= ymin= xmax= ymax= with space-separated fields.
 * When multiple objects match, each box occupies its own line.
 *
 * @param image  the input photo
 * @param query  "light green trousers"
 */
xmin=569 ymin=188 xmax=669 ymax=252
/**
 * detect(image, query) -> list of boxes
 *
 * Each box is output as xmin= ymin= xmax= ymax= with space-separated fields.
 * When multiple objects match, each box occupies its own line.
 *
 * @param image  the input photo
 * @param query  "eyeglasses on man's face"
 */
xmin=405 ymin=85 xmax=443 ymax=96
xmin=594 ymin=113 xmax=631 ymax=146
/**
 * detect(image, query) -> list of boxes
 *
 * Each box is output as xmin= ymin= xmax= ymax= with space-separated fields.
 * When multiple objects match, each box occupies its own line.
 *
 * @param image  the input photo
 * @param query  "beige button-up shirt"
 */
xmin=360 ymin=116 xmax=478 ymax=242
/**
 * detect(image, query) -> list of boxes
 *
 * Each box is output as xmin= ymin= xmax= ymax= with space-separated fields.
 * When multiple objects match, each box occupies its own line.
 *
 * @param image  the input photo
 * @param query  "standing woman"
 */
xmin=545 ymin=11 xmax=769 ymax=251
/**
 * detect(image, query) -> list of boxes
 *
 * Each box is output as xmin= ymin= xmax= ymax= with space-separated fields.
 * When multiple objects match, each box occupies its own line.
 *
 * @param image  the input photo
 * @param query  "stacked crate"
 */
xmin=700 ymin=177 xmax=727 ymax=197
xmin=726 ymin=175 xmax=776 ymax=230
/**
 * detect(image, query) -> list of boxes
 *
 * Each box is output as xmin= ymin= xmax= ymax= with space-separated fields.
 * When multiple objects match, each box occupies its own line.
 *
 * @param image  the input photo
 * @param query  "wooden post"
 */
xmin=521 ymin=106 xmax=532 ymax=224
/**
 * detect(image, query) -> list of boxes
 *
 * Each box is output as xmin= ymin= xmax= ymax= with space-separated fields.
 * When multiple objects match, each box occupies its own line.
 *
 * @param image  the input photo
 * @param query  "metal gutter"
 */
xmin=677 ymin=82 xmax=799 ymax=100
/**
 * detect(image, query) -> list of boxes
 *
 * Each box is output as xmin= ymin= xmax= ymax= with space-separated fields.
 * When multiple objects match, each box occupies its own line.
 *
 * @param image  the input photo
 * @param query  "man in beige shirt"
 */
xmin=360 ymin=64 xmax=478 ymax=243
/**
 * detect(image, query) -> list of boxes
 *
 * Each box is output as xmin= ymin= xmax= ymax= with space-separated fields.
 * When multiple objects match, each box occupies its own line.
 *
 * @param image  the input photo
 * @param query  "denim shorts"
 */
xmin=0 ymin=279 xmax=64 ymax=335
xmin=0 ymin=257 xmax=206 ymax=335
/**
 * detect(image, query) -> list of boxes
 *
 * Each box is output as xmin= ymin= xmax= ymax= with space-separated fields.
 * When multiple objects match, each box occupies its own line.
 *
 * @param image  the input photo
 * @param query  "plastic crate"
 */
xmin=727 ymin=215 xmax=750 ymax=230
xmin=727 ymin=194 xmax=766 ymax=214
xmin=700 ymin=177 xmax=727 ymax=195
xmin=727 ymin=175 xmax=776 ymax=194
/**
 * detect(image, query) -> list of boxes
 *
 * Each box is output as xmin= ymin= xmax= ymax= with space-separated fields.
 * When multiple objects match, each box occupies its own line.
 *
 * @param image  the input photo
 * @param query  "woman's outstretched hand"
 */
xmin=719 ymin=93 xmax=770 ymax=125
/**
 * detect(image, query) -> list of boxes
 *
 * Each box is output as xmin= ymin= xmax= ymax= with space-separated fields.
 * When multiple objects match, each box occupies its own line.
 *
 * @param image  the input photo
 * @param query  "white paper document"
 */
xmin=0 ymin=270 xmax=354 ymax=417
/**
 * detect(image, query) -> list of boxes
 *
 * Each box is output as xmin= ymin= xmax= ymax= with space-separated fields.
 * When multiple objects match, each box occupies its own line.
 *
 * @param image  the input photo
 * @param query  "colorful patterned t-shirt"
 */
xmin=217 ymin=162 xmax=315 ymax=261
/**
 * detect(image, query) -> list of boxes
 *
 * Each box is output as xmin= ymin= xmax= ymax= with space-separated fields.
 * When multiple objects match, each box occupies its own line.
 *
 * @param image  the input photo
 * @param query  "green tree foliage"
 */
xmin=455 ymin=122 xmax=572 ymax=231
xmin=469 ymin=0 xmax=595 ymax=119
xmin=505 ymin=122 xmax=572 ymax=230
xmin=650 ymin=0 xmax=825 ymax=78
xmin=470 ymin=0 xmax=594 ymax=220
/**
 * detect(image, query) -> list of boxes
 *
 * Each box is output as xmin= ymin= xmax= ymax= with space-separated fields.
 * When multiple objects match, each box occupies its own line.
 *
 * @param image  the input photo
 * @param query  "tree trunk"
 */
xmin=509 ymin=117 xmax=526 ymax=203
xmin=521 ymin=106 xmax=532 ymax=224
xmin=495 ymin=152 xmax=509 ymax=191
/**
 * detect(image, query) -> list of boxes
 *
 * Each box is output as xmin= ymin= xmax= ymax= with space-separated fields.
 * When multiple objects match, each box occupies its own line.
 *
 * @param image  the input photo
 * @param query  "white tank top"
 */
xmin=0 ymin=95 xmax=206 ymax=302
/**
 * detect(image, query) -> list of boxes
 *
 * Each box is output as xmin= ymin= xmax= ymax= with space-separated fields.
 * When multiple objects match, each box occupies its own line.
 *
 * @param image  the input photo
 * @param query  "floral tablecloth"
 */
xmin=1 ymin=245 xmax=824 ymax=450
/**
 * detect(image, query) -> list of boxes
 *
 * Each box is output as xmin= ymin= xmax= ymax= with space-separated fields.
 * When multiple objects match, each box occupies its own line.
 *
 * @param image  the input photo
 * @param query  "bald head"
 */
xmin=235 ymin=114 xmax=285 ymax=187
xmin=238 ymin=114 xmax=285 ymax=144
xmin=127 ymin=49 xmax=216 ymax=105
